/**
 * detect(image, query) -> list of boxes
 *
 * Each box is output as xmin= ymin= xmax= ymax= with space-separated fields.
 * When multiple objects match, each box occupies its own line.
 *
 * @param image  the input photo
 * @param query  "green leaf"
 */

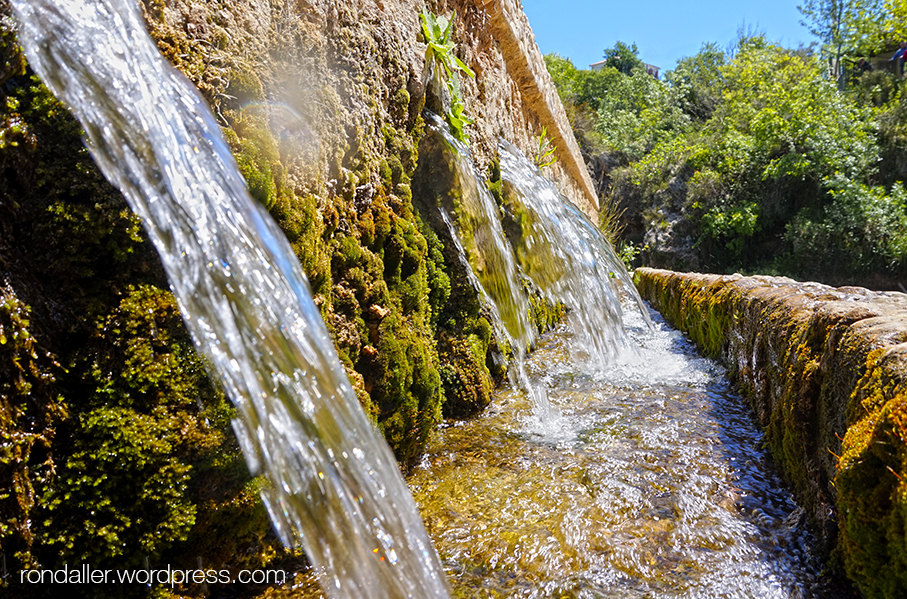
xmin=453 ymin=55 xmax=475 ymax=79
xmin=440 ymin=11 xmax=455 ymax=44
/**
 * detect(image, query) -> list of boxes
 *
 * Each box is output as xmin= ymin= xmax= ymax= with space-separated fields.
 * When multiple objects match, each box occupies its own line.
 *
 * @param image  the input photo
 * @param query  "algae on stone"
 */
xmin=635 ymin=267 xmax=907 ymax=599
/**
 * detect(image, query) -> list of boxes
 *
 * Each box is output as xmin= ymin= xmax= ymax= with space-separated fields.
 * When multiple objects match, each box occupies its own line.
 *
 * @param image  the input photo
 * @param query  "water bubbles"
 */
xmin=409 ymin=308 xmax=831 ymax=598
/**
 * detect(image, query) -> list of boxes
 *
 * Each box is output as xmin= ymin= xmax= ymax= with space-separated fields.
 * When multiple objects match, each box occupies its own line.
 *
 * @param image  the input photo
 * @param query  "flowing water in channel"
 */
xmin=290 ymin=305 xmax=836 ymax=598
xmin=409 ymin=306 xmax=833 ymax=599
xmin=12 ymin=1 xmax=837 ymax=598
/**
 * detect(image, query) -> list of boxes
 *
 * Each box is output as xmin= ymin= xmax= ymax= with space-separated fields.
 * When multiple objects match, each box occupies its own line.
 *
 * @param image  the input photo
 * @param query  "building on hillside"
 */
xmin=863 ymin=43 xmax=907 ymax=75
xmin=589 ymin=59 xmax=660 ymax=79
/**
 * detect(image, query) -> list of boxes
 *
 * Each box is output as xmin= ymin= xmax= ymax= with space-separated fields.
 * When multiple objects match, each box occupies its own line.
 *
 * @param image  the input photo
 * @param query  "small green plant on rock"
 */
xmin=534 ymin=126 xmax=557 ymax=169
xmin=420 ymin=7 xmax=475 ymax=142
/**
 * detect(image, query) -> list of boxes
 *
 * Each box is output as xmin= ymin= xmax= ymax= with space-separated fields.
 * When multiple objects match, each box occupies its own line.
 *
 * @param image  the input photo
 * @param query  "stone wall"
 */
xmin=634 ymin=267 xmax=907 ymax=599
xmin=474 ymin=0 xmax=598 ymax=214
xmin=127 ymin=0 xmax=591 ymax=455
xmin=0 ymin=0 xmax=592 ymax=586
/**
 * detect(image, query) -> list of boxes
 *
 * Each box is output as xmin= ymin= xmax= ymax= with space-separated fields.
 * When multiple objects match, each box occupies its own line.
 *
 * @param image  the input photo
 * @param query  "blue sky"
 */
xmin=520 ymin=0 xmax=816 ymax=73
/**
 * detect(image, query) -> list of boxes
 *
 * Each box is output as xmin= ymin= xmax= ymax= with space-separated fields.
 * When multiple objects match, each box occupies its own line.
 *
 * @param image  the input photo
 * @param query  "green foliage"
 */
xmin=594 ymin=72 xmax=691 ymax=162
xmin=716 ymin=39 xmax=877 ymax=182
xmin=543 ymin=54 xmax=583 ymax=100
xmin=420 ymin=8 xmax=475 ymax=142
xmin=699 ymin=201 xmax=761 ymax=255
xmin=599 ymin=38 xmax=899 ymax=279
xmin=598 ymin=192 xmax=626 ymax=246
xmin=533 ymin=126 xmax=557 ymax=169
xmin=866 ymin=75 xmax=907 ymax=187
xmin=786 ymin=179 xmax=907 ymax=277
xmin=798 ymin=0 xmax=887 ymax=83
xmin=885 ymin=0 xmax=907 ymax=40
xmin=617 ymin=241 xmax=643 ymax=270
xmin=665 ymin=42 xmax=726 ymax=121
xmin=602 ymin=41 xmax=645 ymax=75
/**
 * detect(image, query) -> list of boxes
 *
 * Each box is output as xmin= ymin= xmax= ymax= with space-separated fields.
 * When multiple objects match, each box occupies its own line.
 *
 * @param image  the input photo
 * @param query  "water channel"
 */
xmin=289 ymin=302 xmax=843 ymax=599
xmin=10 ymin=1 xmax=851 ymax=597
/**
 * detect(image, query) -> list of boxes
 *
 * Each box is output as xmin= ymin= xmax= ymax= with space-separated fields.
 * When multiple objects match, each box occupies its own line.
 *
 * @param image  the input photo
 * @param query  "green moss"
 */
xmin=226 ymin=65 xmax=266 ymax=106
xmin=390 ymin=88 xmax=410 ymax=123
xmin=633 ymin=270 xmax=835 ymax=547
xmin=379 ymin=158 xmax=393 ymax=190
xmin=387 ymin=155 xmax=405 ymax=186
xmin=0 ymin=288 xmax=64 ymax=570
xmin=0 ymin=2 xmax=570 ymax=587
xmin=271 ymin=192 xmax=331 ymax=298
xmin=527 ymin=288 xmax=566 ymax=336
xmin=438 ymin=331 xmax=495 ymax=418
xmin=836 ymin=348 xmax=907 ymax=599
xmin=486 ymin=157 xmax=504 ymax=206
xmin=419 ymin=218 xmax=451 ymax=331
xmin=34 ymin=285 xmax=278 ymax=572
xmin=223 ymin=109 xmax=282 ymax=210
xmin=42 ymin=405 xmax=197 ymax=564
xmin=362 ymin=310 xmax=442 ymax=464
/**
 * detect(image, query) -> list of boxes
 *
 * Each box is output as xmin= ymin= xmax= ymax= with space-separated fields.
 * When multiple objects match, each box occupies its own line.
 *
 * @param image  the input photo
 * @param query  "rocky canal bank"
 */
xmin=634 ymin=267 xmax=907 ymax=599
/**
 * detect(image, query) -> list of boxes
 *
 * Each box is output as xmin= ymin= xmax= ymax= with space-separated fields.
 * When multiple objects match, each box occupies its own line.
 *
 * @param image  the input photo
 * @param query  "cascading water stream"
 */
xmin=10 ymin=1 xmax=450 ymax=598
xmin=418 ymin=116 xmax=652 ymax=424
xmin=419 ymin=113 xmax=548 ymax=409
xmin=497 ymin=140 xmax=652 ymax=374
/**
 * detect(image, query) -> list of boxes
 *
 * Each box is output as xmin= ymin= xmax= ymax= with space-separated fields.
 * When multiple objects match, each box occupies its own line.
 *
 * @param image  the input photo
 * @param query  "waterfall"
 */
xmin=497 ymin=140 xmax=651 ymax=373
xmin=417 ymin=114 xmax=541 ymax=401
xmin=419 ymin=115 xmax=649 ymax=386
xmin=10 ymin=1 xmax=449 ymax=598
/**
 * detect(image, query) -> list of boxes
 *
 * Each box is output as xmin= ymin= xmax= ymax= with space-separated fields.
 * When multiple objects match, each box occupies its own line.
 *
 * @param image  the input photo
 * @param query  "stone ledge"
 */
xmin=634 ymin=267 xmax=907 ymax=599
xmin=474 ymin=0 xmax=599 ymax=215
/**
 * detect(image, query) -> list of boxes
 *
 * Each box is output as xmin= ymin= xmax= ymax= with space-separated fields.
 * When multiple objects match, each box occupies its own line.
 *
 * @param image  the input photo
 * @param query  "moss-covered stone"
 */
xmin=0 ymin=286 xmax=64 ymax=570
xmin=836 ymin=345 xmax=907 ymax=599
xmin=0 ymin=0 xmax=576 ymax=591
xmin=635 ymin=267 xmax=907 ymax=598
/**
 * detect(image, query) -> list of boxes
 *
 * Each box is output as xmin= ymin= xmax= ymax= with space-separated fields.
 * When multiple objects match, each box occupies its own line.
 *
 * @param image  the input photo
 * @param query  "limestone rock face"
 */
xmin=129 ymin=0 xmax=594 ymax=458
xmin=0 ymin=0 xmax=591 ymax=582
xmin=635 ymin=267 xmax=907 ymax=599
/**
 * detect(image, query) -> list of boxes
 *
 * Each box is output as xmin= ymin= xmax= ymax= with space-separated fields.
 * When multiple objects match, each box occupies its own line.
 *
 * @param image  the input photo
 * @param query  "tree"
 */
xmin=798 ymin=0 xmax=886 ymax=86
xmin=602 ymin=41 xmax=645 ymax=75
xmin=544 ymin=53 xmax=582 ymax=100
xmin=884 ymin=0 xmax=907 ymax=41
xmin=666 ymin=42 xmax=727 ymax=121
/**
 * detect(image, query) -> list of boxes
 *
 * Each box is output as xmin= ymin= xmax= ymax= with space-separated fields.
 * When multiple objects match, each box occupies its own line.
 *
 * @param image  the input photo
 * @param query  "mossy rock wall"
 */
xmin=0 ymin=0 xmax=575 ymax=593
xmin=634 ymin=267 xmax=907 ymax=599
